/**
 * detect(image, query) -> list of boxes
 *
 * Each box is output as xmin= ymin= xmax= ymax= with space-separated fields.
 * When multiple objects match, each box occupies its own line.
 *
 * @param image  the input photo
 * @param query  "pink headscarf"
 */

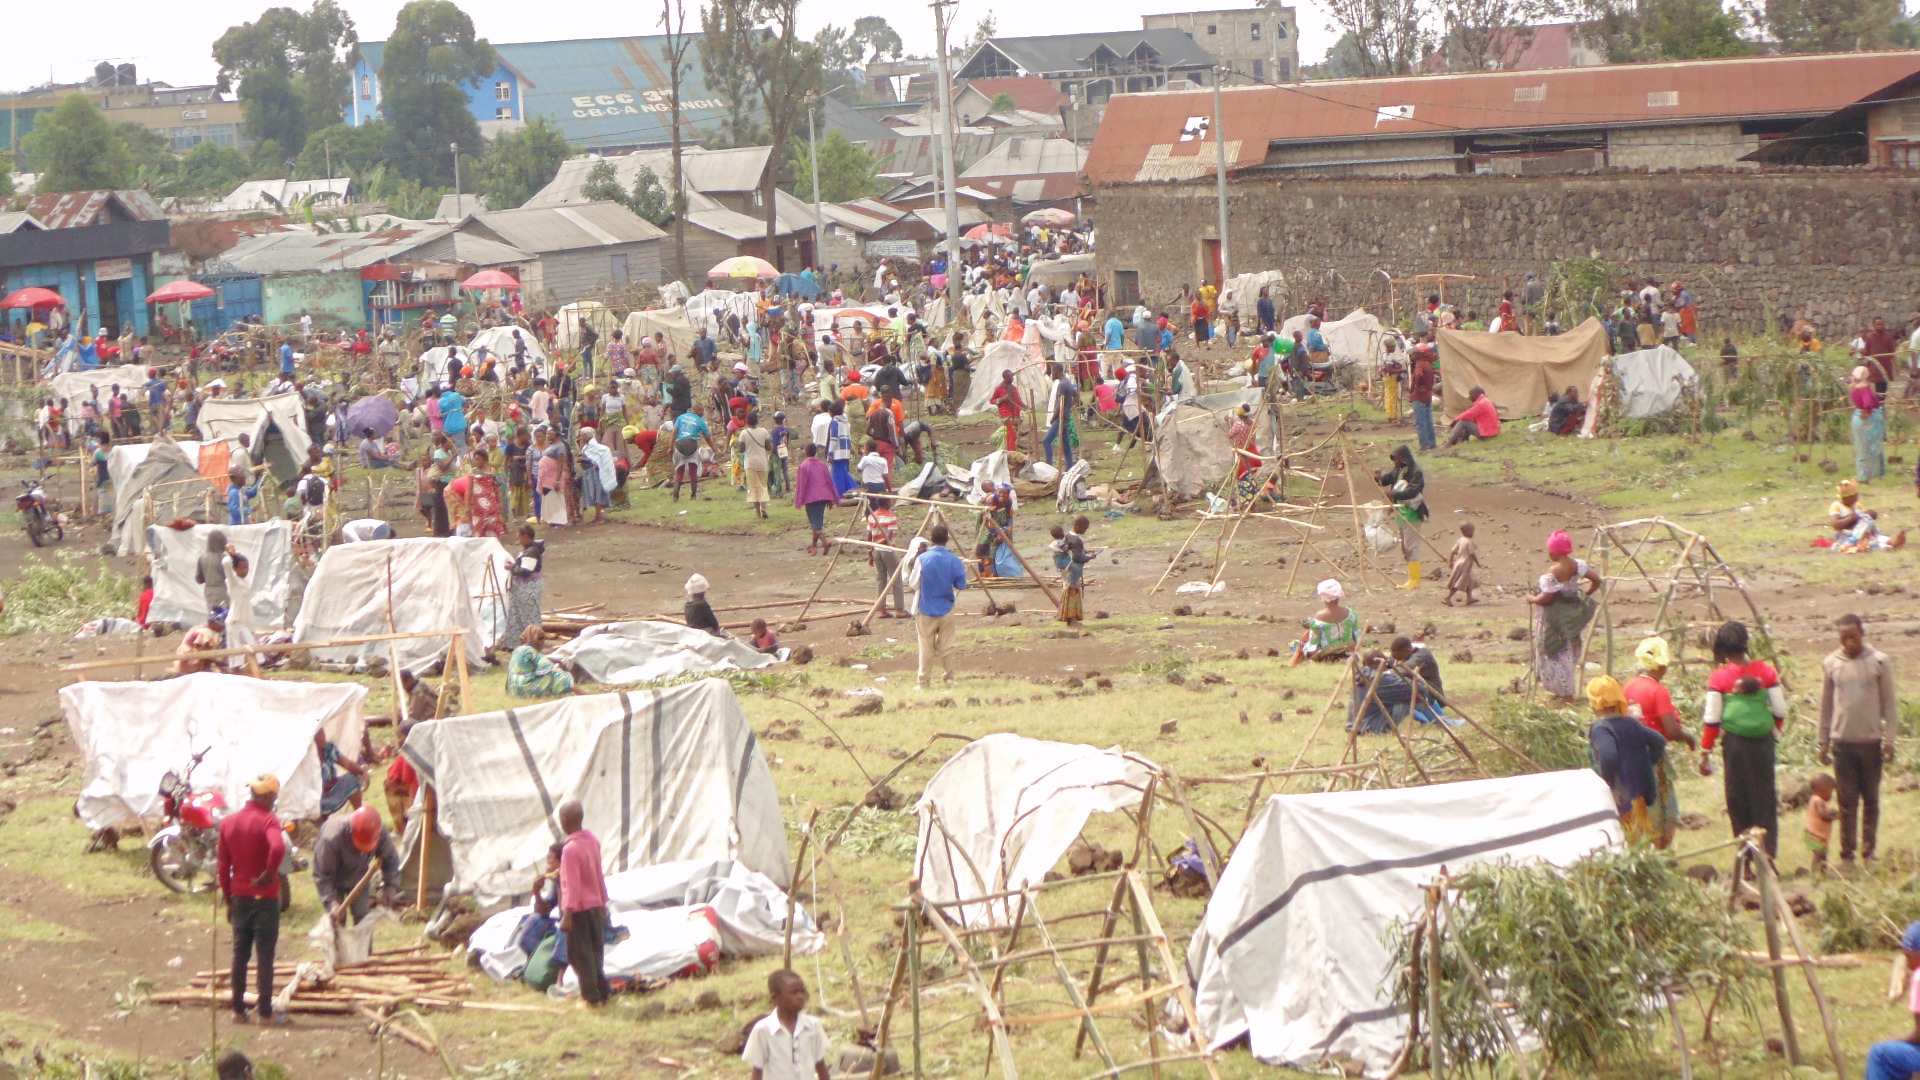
xmin=1546 ymin=530 xmax=1574 ymax=558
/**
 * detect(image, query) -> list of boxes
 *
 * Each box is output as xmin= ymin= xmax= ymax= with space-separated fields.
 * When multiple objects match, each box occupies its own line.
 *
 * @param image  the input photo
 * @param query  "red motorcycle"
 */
xmin=150 ymin=749 xmax=301 ymax=909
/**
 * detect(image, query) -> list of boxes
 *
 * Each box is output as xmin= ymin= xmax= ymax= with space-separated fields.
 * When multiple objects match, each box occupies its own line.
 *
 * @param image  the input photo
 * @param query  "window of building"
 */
xmin=1279 ymin=58 xmax=1292 ymax=81
xmin=1206 ymin=23 xmax=1217 ymax=34
xmin=1251 ymin=22 xmax=1261 ymax=39
xmin=360 ymin=74 xmax=371 ymax=99
xmin=1113 ymin=270 xmax=1141 ymax=307
xmin=169 ymin=126 xmax=201 ymax=152
xmin=494 ymin=80 xmax=511 ymax=101
xmin=1890 ymin=142 xmax=1920 ymax=169
xmin=205 ymin=123 xmax=237 ymax=147
xmin=496 ymin=106 xmax=513 ymax=120
xmin=1253 ymin=59 xmax=1264 ymax=80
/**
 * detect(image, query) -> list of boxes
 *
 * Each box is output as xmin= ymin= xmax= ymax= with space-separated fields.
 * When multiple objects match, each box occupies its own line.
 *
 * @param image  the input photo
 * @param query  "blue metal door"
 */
xmin=192 ymin=276 xmax=263 ymax=334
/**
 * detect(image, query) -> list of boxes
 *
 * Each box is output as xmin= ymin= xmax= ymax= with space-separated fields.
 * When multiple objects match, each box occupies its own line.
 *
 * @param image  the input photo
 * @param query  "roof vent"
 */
xmin=1647 ymin=90 xmax=1679 ymax=107
xmin=1514 ymin=85 xmax=1546 ymax=103
xmin=1375 ymin=104 xmax=1415 ymax=125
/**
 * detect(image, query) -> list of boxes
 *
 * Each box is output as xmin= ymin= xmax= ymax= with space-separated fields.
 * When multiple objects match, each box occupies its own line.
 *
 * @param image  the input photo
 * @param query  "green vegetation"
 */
xmin=0 ymin=554 xmax=134 ymax=638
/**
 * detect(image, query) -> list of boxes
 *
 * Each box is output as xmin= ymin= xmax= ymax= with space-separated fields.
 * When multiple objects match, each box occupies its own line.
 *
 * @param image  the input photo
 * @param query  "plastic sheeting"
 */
xmin=957 ymin=340 xmax=1048 ymax=419
xmin=1153 ymin=402 xmax=1234 ymax=497
xmin=469 ymin=325 xmax=547 ymax=370
xmin=623 ymin=308 xmax=698 ymax=361
xmin=290 ymin=536 xmax=510 ymax=669
xmin=1186 ymin=771 xmax=1621 ymax=1076
xmin=684 ymin=289 xmax=757 ymax=337
xmin=466 ymin=858 xmax=822 ymax=984
xmin=110 ymin=437 xmax=214 ymax=556
xmin=144 ymin=520 xmax=294 ymax=628
xmin=1437 ymin=317 xmax=1609 ymax=416
xmin=60 ymin=674 xmax=367 ymax=831
xmin=547 ymin=621 xmax=780 ymax=685
xmin=402 ymin=680 xmax=790 ymax=902
xmin=195 ymin=394 xmax=313 ymax=471
xmin=49 ymin=363 xmax=152 ymax=407
xmin=914 ymin=733 xmax=1158 ymax=927
xmin=556 ymin=301 xmax=620 ymax=351
xmin=1280 ymin=309 xmax=1389 ymax=365
xmin=1612 ymin=345 xmax=1697 ymax=419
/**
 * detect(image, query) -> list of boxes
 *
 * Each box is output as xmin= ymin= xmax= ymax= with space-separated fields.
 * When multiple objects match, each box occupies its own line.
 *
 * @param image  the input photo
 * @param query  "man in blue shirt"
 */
xmin=279 ymin=340 xmax=295 ymax=377
xmin=1256 ymin=287 xmax=1276 ymax=333
xmin=1103 ymin=312 xmax=1125 ymax=352
xmin=692 ymin=329 xmax=717 ymax=371
xmin=439 ymin=384 xmax=468 ymax=451
xmin=670 ymin=404 xmax=716 ymax=502
xmin=913 ymin=525 xmax=969 ymax=689
xmin=143 ymin=374 xmax=169 ymax=433
xmin=1304 ymin=317 xmax=1330 ymax=362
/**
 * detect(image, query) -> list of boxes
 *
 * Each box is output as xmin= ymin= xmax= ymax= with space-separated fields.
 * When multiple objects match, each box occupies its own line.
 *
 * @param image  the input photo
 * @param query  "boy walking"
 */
xmin=1443 ymin=523 xmax=1480 ymax=606
xmin=744 ymin=970 xmax=831 ymax=1080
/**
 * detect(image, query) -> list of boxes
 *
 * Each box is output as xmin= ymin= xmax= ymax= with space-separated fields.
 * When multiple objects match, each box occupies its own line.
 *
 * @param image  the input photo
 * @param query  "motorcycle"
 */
xmin=16 ymin=477 xmax=62 ymax=548
xmin=149 ymin=749 xmax=304 ymax=910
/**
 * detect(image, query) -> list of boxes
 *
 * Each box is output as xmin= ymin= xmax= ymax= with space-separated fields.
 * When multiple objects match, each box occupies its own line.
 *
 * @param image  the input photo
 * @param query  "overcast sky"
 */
xmin=7 ymin=0 xmax=1340 ymax=93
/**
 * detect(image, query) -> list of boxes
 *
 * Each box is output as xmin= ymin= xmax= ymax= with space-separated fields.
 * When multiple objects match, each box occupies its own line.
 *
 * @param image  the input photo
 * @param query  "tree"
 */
xmin=0 ymin=152 xmax=14 ymax=199
xmin=1433 ymin=0 xmax=1562 ymax=70
xmin=20 ymin=94 xmax=133 ymax=191
xmin=212 ymin=1 xmax=359 ymax=160
xmin=293 ymin=121 xmax=397 ymax=178
xmin=380 ymin=0 xmax=496 ymax=185
xmin=661 ymin=0 xmax=696 ymax=283
xmin=120 ymin=123 xmax=181 ymax=192
xmin=698 ymin=0 xmax=769 ymax=148
xmin=1577 ymin=0 xmax=1751 ymax=59
xmin=698 ymin=0 xmax=824 ymax=250
xmin=1748 ymin=0 xmax=1901 ymax=51
xmin=474 ymin=117 xmax=569 ymax=210
xmin=987 ymin=92 xmax=1019 ymax=113
xmin=785 ymin=128 xmax=884 ymax=202
xmin=1314 ymin=0 xmax=1433 ymax=76
xmin=579 ymin=158 xmax=673 ymax=225
xmin=177 ymin=142 xmax=255 ymax=198
xmin=968 ymin=13 xmax=998 ymax=51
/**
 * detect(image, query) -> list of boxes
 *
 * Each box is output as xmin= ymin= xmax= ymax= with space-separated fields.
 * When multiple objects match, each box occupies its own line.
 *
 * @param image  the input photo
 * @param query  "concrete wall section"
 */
xmin=1093 ymin=172 xmax=1920 ymax=330
xmin=263 ymin=271 xmax=367 ymax=331
xmin=1606 ymin=123 xmax=1757 ymax=171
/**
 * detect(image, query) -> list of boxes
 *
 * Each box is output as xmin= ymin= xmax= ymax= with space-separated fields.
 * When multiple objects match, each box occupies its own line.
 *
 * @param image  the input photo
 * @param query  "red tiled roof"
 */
xmin=1085 ymin=50 xmax=1920 ymax=184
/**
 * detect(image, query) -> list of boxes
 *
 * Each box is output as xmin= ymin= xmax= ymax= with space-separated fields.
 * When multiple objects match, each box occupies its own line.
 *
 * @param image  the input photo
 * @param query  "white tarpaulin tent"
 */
xmin=291 ymin=536 xmax=510 ymax=669
xmin=684 ymin=289 xmax=757 ymax=337
xmin=556 ymin=301 xmax=619 ymax=350
xmin=195 ymin=394 xmax=312 ymax=478
xmin=1281 ymin=309 xmax=1389 ymax=365
xmin=401 ymin=680 xmax=789 ymax=902
xmin=61 ymin=675 xmax=367 ymax=831
xmin=623 ymin=308 xmax=698 ymax=361
xmin=108 ymin=439 xmax=208 ymax=518
xmin=144 ymin=520 xmax=294 ymax=628
xmin=469 ymin=325 xmax=546 ymax=369
xmin=958 ymin=340 xmax=1049 ymax=419
xmin=547 ymin=621 xmax=780 ymax=685
xmin=49 ymin=363 xmax=152 ymax=407
xmin=109 ymin=437 xmax=214 ymax=556
xmin=1153 ymin=401 xmax=1235 ymax=497
xmin=1612 ymin=345 xmax=1697 ymax=419
xmin=1186 ymin=771 xmax=1621 ymax=1077
xmin=914 ymin=734 xmax=1157 ymax=928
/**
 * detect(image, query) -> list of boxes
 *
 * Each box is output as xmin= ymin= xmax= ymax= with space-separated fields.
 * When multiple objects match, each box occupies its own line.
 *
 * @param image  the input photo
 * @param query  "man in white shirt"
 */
xmin=299 ymin=312 xmax=313 ymax=341
xmin=856 ymin=440 xmax=890 ymax=491
xmin=809 ymin=401 xmax=832 ymax=451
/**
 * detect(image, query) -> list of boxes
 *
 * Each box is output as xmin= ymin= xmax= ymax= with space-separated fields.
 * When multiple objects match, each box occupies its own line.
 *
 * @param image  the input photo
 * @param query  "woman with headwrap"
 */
xmin=1621 ymin=636 xmax=1695 ymax=849
xmin=1527 ymin=529 xmax=1602 ymax=701
xmin=445 ymin=449 xmax=506 ymax=538
xmin=1825 ymin=478 xmax=1906 ymax=552
xmin=684 ymin=574 xmax=722 ymax=636
xmin=1288 ymin=579 xmax=1361 ymax=667
xmin=503 ymin=522 xmax=545 ymax=653
xmin=507 ymin=626 xmax=573 ymax=698
xmin=578 ymin=426 xmax=616 ymax=525
xmin=977 ymin=483 xmax=1020 ymax=579
xmin=1700 ymin=620 xmax=1787 ymax=858
xmin=1851 ymin=364 xmax=1887 ymax=484
xmin=537 ymin=428 xmax=571 ymax=527
xmin=1376 ymin=445 xmax=1429 ymax=590
xmin=1585 ymin=675 xmax=1668 ymax=842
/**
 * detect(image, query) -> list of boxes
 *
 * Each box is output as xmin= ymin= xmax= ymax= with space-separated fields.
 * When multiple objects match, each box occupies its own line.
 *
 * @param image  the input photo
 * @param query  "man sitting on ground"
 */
xmin=1446 ymin=386 xmax=1501 ymax=447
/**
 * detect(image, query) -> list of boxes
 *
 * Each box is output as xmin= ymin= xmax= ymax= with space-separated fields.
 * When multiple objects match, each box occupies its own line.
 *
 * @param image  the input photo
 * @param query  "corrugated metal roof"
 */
xmin=22 ymin=189 xmax=163 ymax=228
xmin=961 ymin=137 xmax=1086 ymax=179
xmin=0 ymin=212 xmax=46 ymax=234
xmin=959 ymin=31 xmax=1214 ymax=79
xmin=216 ymin=178 xmax=352 ymax=213
xmin=433 ymin=193 xmax=489 ymax=220
xmin=467 ymin=202 xmax=665 ymax=252
xmin=217 ymin=226 xmax=450 ymax=275
xmin=1085 ymin=49 xmax=1920 ymax=184
xmin=402 ymin=230 xmax=533 ymax=267
xmin=525 ymin=146 xmax=770 ymax=208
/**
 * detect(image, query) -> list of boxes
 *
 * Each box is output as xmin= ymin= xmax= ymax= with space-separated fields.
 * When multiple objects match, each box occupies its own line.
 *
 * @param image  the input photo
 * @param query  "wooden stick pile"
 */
xmin=148 ymin=945 xmax=473 ymax=1016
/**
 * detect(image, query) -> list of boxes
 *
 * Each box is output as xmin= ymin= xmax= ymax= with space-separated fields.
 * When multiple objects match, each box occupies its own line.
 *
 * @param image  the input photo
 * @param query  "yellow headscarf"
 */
xmin=1634 ymin=636 xmax=1670 ymax=673
xmin=1585 ymin=675 xmax=1629 ymax=713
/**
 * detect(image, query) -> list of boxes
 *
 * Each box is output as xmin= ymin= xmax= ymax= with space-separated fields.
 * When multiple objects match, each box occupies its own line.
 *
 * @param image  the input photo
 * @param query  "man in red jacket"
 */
xmin=1445 ymin=386 xmax=1502 ymax=447
xmin=217 ymin=774 xmax=287 ymax=1024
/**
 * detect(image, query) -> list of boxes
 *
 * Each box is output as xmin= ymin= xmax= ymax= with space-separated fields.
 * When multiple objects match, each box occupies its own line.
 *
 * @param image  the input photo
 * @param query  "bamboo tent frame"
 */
xmin=1579 ymin=517 xmax=1776 ymax=679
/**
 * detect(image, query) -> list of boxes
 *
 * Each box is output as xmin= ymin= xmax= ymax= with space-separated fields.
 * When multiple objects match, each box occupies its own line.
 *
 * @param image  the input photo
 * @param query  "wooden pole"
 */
xmin=1751 ymin=836 xmax=1802 ymax=1066
xmin=1761 ymin=847 xmax=1846 ymax=1079
xmin=784 ymin=809 xmax=818 ymax=969
xmin=414 ymin=785 xmax=436 ymax=915
xmin=1424 ymin=889 xmax=1445 ymax=1078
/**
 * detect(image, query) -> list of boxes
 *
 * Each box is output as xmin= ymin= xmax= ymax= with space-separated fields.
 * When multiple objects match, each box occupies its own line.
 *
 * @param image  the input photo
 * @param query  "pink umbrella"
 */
xmin=146 ymin=280 xmax=215 ymax=304
xmin=461 ymin=269 xmax=522 ymax=291
xmin=0 ymin=286 xmax=65 ymax=309
xmin=964 ymin=223 xmax=1013 ymax=240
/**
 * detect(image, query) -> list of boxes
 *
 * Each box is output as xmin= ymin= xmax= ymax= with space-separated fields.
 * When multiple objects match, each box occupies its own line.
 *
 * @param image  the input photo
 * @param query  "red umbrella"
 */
xmin=146 ymin=280 xmax=215 ymax=304
xmin=963 ymin=223 xmax=1013 ymax=240
xmin=460 ymin=269 xmax=522 ymax=291
xmin=0 ymin=286 xmax=66 ymax=309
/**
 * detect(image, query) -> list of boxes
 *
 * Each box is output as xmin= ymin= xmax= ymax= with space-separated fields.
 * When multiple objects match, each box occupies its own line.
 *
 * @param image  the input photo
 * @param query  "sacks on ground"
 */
xmin=1611 ymin=345 xmax=1697 ymax=419
xmin=545 ymin=620 xmax=778 ymax=685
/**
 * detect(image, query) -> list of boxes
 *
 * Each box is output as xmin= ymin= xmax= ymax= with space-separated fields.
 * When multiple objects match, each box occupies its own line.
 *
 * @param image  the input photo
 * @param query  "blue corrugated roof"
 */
xmin=500 ymin=37 xmax=730 ymax=147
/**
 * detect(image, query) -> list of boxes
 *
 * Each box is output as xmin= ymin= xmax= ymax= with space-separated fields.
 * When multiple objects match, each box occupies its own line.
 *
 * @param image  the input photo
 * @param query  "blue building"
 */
xmin=0 ymin=190 xmax=169 ymax=339
xmin=348 ymin=36 xmax=733 ymax=152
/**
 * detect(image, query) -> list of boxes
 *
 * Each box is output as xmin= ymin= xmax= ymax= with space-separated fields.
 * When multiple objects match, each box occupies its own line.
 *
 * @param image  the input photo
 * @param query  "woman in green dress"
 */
xmin=1288 ymin=579 xmax=1360 ymax=666
xmin=507 ymin=625 xmax=574 ymax=698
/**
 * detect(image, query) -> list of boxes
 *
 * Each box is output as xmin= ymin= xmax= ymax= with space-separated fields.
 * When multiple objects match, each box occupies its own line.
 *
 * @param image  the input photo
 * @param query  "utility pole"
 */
xmin=808 ymin=105 xmax=824 ymax=271
xmin=1210 ymin=67 xmax=1232 ymax=283
xmin=931 ymin=0 xmax=962 ymax=312
xmin=450 ymin=142 xmax=461 ymax=199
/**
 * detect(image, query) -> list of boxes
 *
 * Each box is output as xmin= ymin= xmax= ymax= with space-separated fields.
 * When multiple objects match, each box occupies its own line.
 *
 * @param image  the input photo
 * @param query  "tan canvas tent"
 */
xmin=624 ymin=308 xmax=698 ymax=361
xmin=1437 ymin=317 xmax=1608 ymax=416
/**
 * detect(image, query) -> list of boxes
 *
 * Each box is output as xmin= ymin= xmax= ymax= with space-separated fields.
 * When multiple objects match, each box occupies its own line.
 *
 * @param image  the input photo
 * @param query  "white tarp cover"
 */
xmin=1153 ymin=402 xmax=1234 ymax=497
xmin=110 ymin=437 xmax=214 ymax=556
xmin=469 ymin=325 xmax=547 ymax=368
xmin=684 ymin=290 xmax=757 ymax=337
xmin=958 ymin=340 xmax=1049 ymax=419
xmin=60 ymin=674 xmax=368 ymax=831
xmin=1187 ymin=771 xmax=1621 ymax=1077
xmin=1222 ymin=271 xmax=1287 ymax=324
xmin=547 ymin=621 xmax=779 ymax=685
xmin=195 ymin=394 xmax=313 ymax=466
xmin=401 ymin=680 xmax=789 ymax=901
xmin=144 ymin=520 xmax=294 ymax=628
xmin=1281 ymin=309 xmax=1388 ymax=365
xmin=556 ymin=301 xmax=620 ymax=351
xmin=49 ymin=363 xmax=152 ymax=407
xmin=1612 ymin=345 xmax=1697 ymax=419
xmin=291 ymin=536 xmax=510 ymax=669
xmin=914 ymin=734 xmax=1157 ymax=927
xmin=466 ymin=858 xmax=822 ymax=983
xmin=623 ymin=308 xmax=698 ymax=361
xmin=109 ymin=440 xmax=208 ymax=518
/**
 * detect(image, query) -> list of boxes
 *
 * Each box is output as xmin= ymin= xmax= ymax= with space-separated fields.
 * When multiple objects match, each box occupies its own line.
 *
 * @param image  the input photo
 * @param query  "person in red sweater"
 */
xmin=217 ymin=774 xmax=287 ymax=1024
xmin=1445 ymin=386 xmax=1501 ymax=447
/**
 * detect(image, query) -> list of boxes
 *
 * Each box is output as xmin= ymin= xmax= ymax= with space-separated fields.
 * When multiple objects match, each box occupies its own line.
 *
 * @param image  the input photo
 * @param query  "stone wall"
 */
xmin=1093 ymin=171 xmax=1920 ymax=331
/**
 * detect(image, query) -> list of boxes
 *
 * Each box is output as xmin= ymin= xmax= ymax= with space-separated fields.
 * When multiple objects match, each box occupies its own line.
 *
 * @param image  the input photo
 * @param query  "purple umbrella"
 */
xmin=344 ymin=395 xmax=401 ymax=439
